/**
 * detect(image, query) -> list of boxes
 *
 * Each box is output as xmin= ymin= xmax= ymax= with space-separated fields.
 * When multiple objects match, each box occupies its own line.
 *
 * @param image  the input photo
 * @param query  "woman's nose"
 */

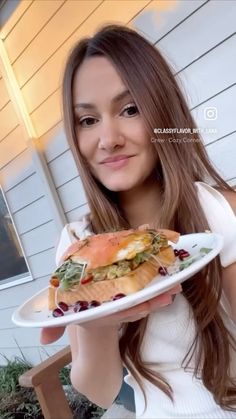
xmin=98 ymin=119 xmax=125 ymax=150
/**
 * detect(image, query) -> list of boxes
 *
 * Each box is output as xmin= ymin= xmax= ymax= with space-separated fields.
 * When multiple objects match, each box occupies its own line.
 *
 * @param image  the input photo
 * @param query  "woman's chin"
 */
xmin=103 ymin=181 xmax=135 ymax=192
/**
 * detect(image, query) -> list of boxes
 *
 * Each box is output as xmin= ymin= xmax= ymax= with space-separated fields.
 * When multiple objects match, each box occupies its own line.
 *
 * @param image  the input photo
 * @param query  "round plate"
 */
xmin=12 ymin=233 xmax=223 ymax=328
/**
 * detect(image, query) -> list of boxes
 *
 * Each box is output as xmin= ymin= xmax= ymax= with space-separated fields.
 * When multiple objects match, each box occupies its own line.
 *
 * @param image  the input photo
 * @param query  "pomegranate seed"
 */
xmin=174 ymin=249 xmax=179 ymax=256
xmin=58 ymin=302 xmax=69 ymax=311
xmin=112 ymin=293 xmax=126 ymax=300
xmin=158 ymin=266 xmax=168 ymax=276
xmin=179 ymin=251 xmax=190 ymax=261
xmin=81 ymin=275 xmax=93 ymax=285
xmin=88 ymin=300 xmax=101 ymax=308
xmin=74 ymin=304 xmax=88 ymax=313
xmin=52 ymin=308 xmax=64 ymax=317
xmin=75 ymin=300 xmax=88 ymax=307
xmin=178 ymin=249 xmax=188 ymax=255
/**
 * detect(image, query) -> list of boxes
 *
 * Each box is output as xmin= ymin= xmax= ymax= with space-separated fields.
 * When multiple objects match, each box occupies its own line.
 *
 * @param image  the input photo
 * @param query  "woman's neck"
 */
xmin=118 ymin=177 xmax=162 ymax=229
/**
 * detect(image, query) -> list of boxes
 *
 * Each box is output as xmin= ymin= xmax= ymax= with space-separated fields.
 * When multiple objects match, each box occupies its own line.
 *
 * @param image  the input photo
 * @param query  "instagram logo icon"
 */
xmin=204 ymin=107 xmax=218 ymax=120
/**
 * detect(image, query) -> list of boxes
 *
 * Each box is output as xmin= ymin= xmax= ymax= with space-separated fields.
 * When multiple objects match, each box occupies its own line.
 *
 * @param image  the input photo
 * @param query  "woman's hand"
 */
xmin=40 ymin=283 xmax=181 ymax=344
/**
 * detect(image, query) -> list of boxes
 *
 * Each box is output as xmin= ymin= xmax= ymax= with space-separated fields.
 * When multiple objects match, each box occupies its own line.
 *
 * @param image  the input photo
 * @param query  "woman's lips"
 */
xmin=101 ymin=156 xmax=132 ymax=169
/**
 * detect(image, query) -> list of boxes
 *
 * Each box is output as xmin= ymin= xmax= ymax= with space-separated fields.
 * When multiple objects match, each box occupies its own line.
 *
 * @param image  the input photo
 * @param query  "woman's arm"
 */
xmin=69 ymin=323 xmax=123 ymax=408
xmin=67 ymin=325 xmax=79 ymax=362
xmin=218 ymin=190 xmax=236 ymax=322
xmin=41 ymin=286 xmax=182 ymax=407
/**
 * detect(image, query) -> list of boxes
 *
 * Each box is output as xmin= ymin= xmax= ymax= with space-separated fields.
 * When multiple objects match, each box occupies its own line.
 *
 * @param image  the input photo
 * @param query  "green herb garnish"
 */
xmin=200 ymin=247 xmax=212 ymax=254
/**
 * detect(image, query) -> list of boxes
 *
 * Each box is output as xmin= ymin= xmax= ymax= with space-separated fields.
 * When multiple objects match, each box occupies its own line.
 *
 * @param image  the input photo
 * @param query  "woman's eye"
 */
xmin=122 ymin=104 xmax=139 ymax=117
xmin=79 ymin=117 xmax=98 ymax=127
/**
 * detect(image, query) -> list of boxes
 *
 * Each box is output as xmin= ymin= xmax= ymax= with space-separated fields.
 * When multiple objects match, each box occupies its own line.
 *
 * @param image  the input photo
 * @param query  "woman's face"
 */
xmin=73 ymin=56 xmax=158 ymax=192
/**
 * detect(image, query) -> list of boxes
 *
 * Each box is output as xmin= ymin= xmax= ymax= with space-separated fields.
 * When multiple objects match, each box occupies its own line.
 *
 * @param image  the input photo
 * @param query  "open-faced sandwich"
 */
xmin=48 ymin=228 xmax=180 ymax=313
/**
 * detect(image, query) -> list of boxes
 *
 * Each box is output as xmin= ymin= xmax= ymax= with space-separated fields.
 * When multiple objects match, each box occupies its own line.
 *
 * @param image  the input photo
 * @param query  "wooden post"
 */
xmin=35 ymin=375 xmax=73 ymax=419
xmin=19 ymin=346 xmax=73 ymax=419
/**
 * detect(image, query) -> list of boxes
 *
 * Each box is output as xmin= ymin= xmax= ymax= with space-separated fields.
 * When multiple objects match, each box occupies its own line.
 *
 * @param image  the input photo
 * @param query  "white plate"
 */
xmin=12 ymin=233 xmax=223 ymax=328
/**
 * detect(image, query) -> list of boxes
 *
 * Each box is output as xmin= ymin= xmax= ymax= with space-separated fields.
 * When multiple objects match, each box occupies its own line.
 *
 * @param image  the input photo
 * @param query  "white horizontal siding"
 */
xmin=66 ymin=203 xmax=90 ymax=223
xmin=0 ymin=0 xmax=33 ymax=41
xmin=40 ymin=122 xmax=69 ymax=162
xmin=13 ymin=0 xmax=102 ymax=87
xmin=0 ymin=102 xmax=19 ymax=140
xmin=132 ymin=0 xmax=207 ymax=43
xmin=191 ymin=84 xmax=236 ymax=145
xmin=0 ymin=126 xmax=27 ymax=170
xmin=27 ymin=248 xmax=58 ymax=279
xmin=157 ymin=0 xmax=236 ymax=71
xmin=6 ymin=173 xmax=45 ymax=213
xmin=21 ymin=220 xmax=58 ymax=257
xmin=0 ymin=76 xmax=10 ymax=110
xmin=0 ymin=275 xmax=51 ymax=310
xmin=0 ymin=345 xmax=67 ymax=366
xmin=57 ymin=177 xmax=87 ymax=213
xmin=13 ymin=196 xmax=53 ymax=235
xmin=4 ymin=0 xmax=65 ymax=63
xmin=178 ymin=34 xmax=236 ymax=109
xmin=228 ymin=178 xmax=236 ymax=188
xmin=206 ymin=132 xmax=236 ymax=182
xmin=0 ymin=148 xmax=34 ymax=191
xmin=0 ymin=327 xmax=67 ymax=352
xmin=48 ymin=149 xmax=78 ymax=188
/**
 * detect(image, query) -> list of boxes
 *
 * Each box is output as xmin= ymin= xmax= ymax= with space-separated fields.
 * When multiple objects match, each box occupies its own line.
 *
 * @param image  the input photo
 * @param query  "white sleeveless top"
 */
xmin=55 ymin=182 xmax=236 ymax=418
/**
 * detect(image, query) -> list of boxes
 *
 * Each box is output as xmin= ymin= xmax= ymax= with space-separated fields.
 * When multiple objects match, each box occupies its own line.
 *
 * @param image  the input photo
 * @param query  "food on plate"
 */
xmin=48 ymin=228 xmax=180 ymax=312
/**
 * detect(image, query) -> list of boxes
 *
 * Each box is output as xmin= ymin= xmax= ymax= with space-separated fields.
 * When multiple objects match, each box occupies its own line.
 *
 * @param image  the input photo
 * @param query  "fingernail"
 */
xmin=159 ymin=298 xmax=172 ymax=307
xmin=139 ymin=311 xmax=149 ymax=317
xmin=160 ymin=302 xmax=171 ymax=308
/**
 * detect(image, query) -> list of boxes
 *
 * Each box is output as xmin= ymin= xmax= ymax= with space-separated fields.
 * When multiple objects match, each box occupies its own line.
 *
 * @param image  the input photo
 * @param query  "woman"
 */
xmin=41 ymin=24 xmax=236 ymax=418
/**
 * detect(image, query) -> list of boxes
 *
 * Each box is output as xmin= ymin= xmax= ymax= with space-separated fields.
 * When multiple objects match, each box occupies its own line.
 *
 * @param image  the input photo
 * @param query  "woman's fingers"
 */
xmin=40 ymin=326 xmax=65 ymax=345
xmin=117 ymin=293 xmax=172 ymax=322
xmin=117 ymin=284 xmax=182 ymax=323
xmin=166 ymin=283 xmax=182 ymax=295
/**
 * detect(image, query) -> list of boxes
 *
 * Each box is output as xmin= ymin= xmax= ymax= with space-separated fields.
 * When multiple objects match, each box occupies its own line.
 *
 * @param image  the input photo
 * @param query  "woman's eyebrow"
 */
xmin=74 ymin=89 xmax=131 ymax=110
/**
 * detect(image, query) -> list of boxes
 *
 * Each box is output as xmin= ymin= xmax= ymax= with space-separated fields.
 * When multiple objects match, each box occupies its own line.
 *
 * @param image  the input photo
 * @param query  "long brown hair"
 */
xmin=62 ymin=24 xmax=236 ymax=411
